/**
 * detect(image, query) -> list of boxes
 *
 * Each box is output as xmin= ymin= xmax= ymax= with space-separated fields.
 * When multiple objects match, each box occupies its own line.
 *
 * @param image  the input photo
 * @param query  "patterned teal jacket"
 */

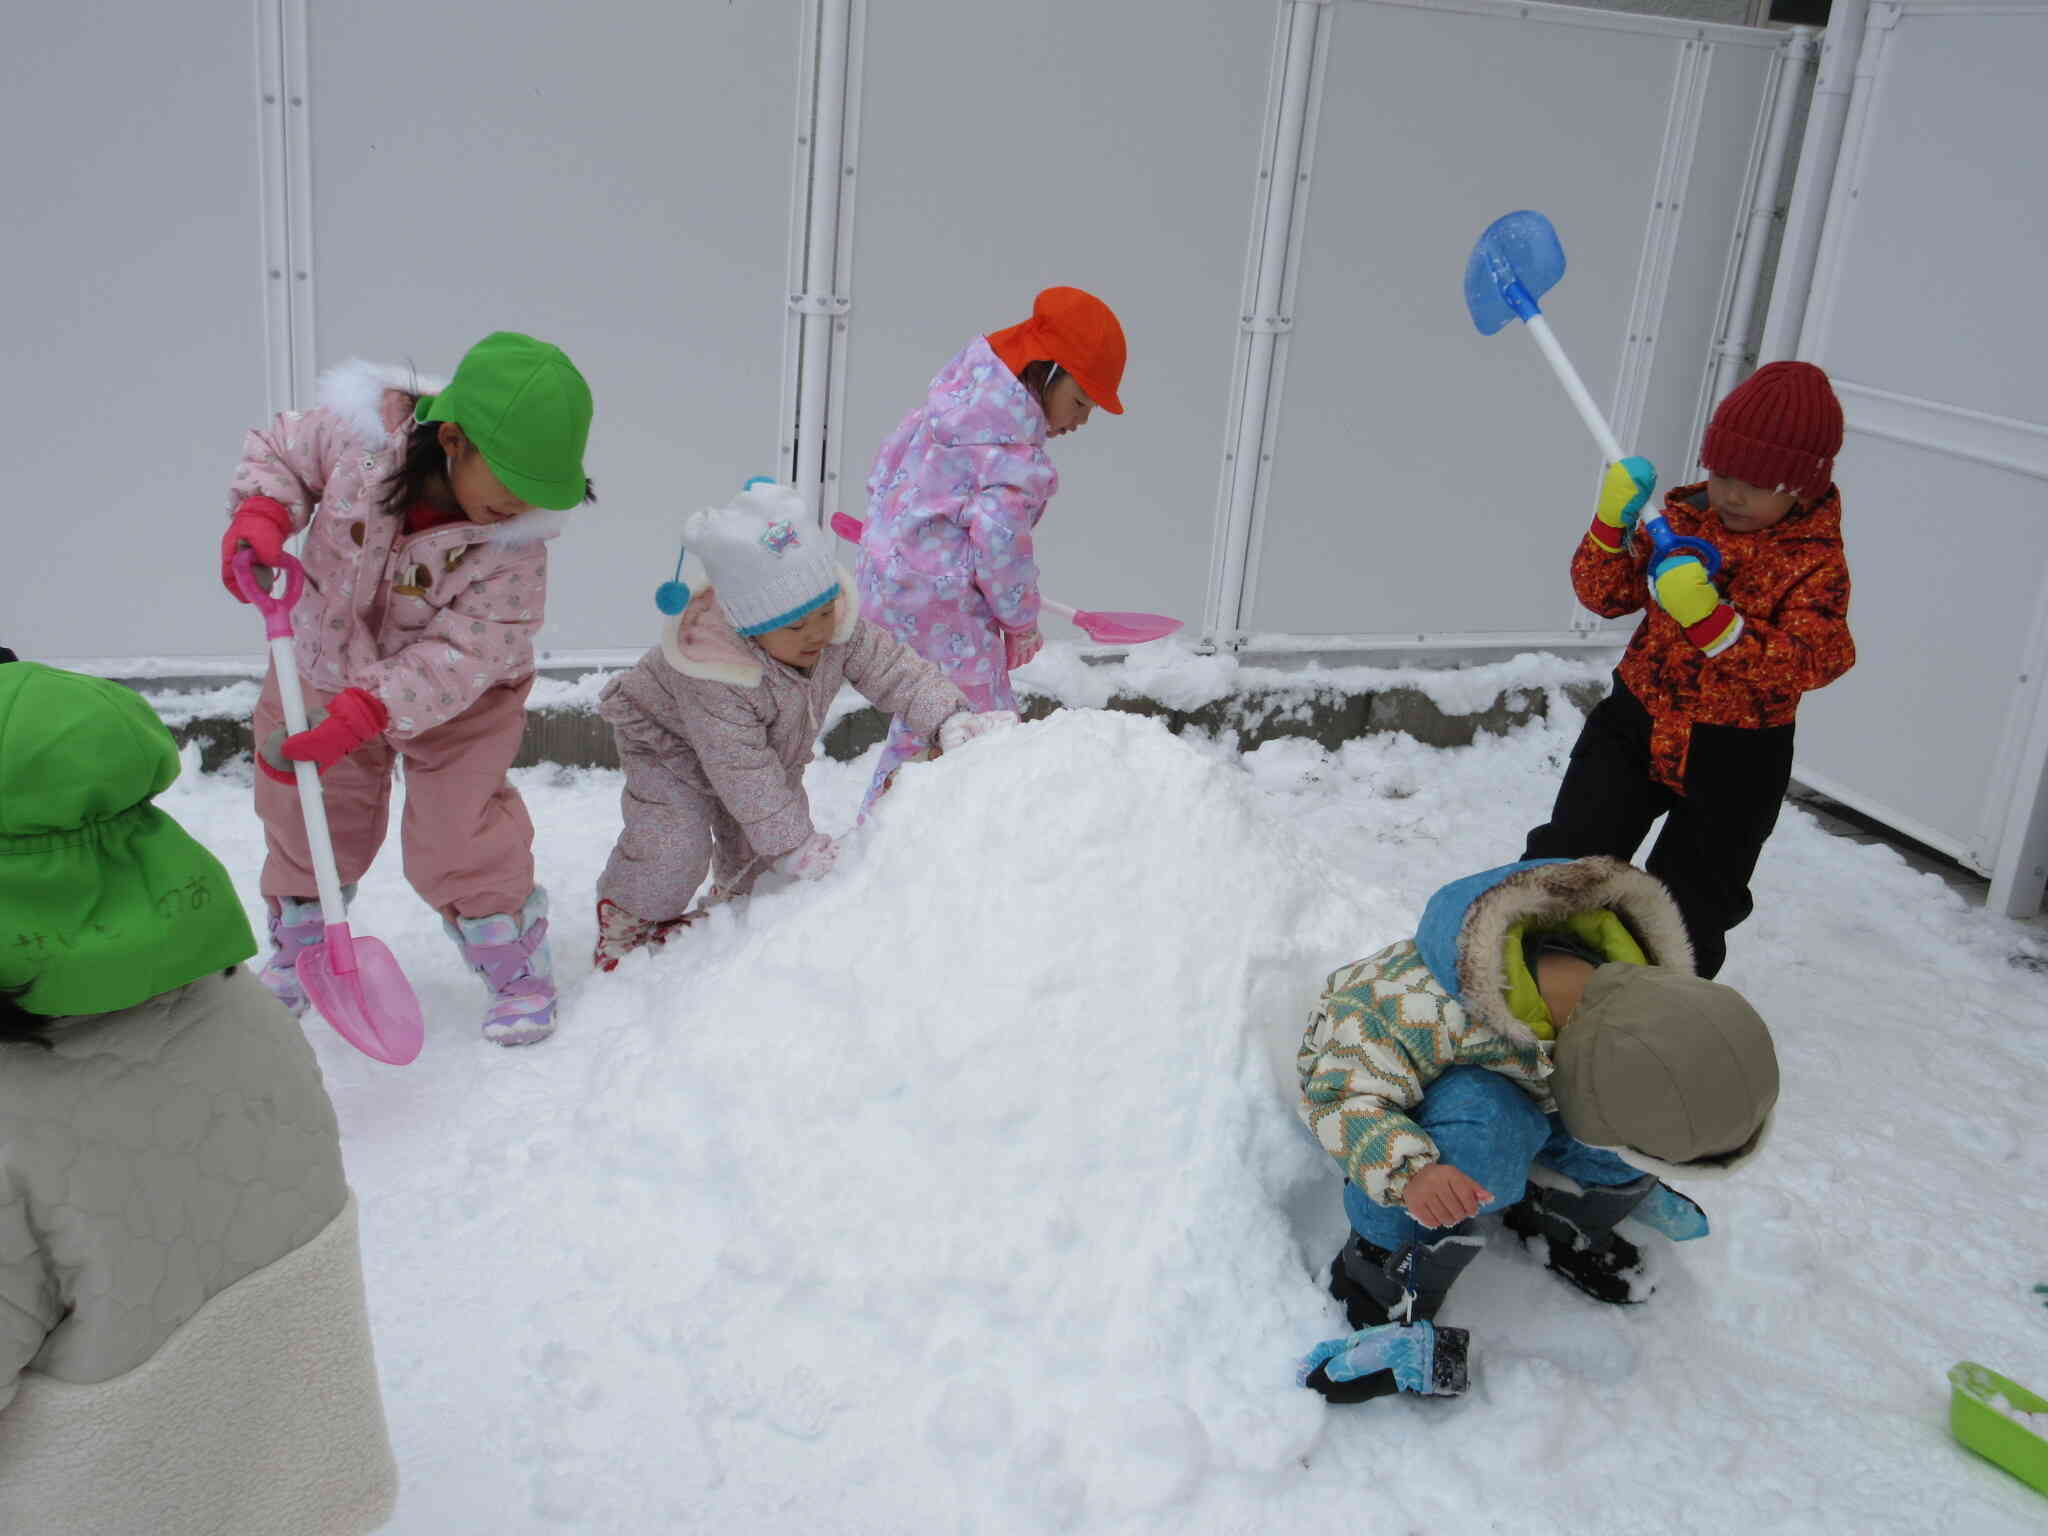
xmin=1295 ymin=858 xmax=1694 ymax=1206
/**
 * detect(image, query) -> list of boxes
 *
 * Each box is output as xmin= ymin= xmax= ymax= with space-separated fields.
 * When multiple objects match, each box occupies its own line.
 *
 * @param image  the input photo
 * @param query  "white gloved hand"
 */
xmin=938 ymin=710 xmax=1020 ymax=753
xmin=775 ymin=831 xmax=838 ymax=881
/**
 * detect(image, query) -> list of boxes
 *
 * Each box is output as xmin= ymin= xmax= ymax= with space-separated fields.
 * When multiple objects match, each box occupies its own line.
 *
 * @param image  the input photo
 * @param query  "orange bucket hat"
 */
xmin=986 ymin=287 xmax=1126 ymax=415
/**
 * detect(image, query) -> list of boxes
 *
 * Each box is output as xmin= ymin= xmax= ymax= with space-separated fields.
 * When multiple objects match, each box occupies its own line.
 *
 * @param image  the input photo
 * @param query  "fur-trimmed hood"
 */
xmin=1414 ymin=857 xmax=1696 ymax=1049
xmin=314 ymin=358 xmax=571 ymax=549
xmin=657 ymin=581 xmax=857 ymax=687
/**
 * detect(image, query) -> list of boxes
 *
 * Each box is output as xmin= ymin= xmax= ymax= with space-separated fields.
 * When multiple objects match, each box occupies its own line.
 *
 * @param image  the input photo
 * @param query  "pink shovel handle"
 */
xmin=321 ymin=923 xmax=359 ymax=977
xmin=232 ymin=547 xmax=307 ymax=639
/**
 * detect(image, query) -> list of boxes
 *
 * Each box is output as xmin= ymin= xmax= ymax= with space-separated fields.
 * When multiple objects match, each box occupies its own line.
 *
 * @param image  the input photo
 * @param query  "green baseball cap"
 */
xmin=416 ymin=331 xmax=594 ymax=511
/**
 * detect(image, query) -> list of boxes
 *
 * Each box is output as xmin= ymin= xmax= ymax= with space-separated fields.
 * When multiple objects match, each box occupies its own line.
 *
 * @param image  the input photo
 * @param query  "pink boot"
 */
xmin=445 ymin=887 xmax=557 ymax=1046
xmin=592 ymin=898 xmax=699 ymax=973
xmin=258 ymin=886 xmax=355 ymax=1017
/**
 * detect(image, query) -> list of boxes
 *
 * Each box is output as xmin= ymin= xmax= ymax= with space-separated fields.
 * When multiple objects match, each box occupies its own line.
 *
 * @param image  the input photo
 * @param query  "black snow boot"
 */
xmin=1327 ymin=1220 xmax=1488 ymax=1330
xmin=1503 ymin=1175 xmax=1656 ymax=1305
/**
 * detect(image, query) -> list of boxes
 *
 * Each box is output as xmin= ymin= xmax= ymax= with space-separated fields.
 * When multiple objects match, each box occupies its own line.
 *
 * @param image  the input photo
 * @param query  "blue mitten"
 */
xmin=1300 ymin=1321 xmax=1468 ymax=1402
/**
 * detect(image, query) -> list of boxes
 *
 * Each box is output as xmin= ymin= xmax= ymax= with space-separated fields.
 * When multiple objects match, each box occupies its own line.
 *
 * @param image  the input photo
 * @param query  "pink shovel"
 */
xmin=828 ymin=512 xmax=1183 ymax=645
xmin=233 ymin=549 xmax=425 ymax=1065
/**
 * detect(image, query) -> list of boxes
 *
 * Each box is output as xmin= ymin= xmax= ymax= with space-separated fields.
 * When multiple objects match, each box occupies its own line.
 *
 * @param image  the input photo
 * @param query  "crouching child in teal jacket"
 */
xmin=1293 ymin=856 xmax=1778 ymax=1403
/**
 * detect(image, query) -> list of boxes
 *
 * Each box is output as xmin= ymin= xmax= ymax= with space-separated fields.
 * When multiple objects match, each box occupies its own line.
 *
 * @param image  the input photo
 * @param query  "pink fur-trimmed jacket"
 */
xmin=597 ymin=588 xmax=969 ymax=860
xmin=854 ymin=337 xmax=1056 ymax=693
xmin=224 ymin=360 xmax=568 ymax=739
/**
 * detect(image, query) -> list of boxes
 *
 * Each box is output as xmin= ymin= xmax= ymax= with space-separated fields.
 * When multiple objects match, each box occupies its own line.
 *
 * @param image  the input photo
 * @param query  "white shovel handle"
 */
xmin=1522 ymin=314 xmax=1625 ymax=463
xmin=267 ymin=634 xmax=349 ymax=928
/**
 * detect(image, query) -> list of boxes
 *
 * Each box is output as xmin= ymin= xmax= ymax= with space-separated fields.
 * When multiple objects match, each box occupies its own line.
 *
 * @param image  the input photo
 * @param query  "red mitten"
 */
xmin=221 ymin=496 xmax=294 ymax=601
xmin=258 ymin=687 xmax=389 ymax=783
xmin=1003 ymin=625 xmax=1044 ymax=671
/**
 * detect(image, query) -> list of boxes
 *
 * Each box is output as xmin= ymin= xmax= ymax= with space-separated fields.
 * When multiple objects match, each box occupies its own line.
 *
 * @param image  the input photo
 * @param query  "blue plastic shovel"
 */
xmin=1465 ymin=210 xmax=1720 ymax=576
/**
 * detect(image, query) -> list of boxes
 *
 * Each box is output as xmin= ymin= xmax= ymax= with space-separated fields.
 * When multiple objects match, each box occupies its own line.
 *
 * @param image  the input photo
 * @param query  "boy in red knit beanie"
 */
xmin=1521 ymin=361 xmax=1854 ymax=977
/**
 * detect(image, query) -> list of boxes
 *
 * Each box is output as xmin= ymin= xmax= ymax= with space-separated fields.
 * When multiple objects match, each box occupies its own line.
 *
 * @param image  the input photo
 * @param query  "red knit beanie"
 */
xmin=1700 ymin=361 xmax=1843 ymax=503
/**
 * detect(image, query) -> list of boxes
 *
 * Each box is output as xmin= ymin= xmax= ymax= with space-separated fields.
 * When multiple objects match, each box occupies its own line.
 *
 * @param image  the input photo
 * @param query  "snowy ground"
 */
xmin=155 ymin=659 xmax=2048 ymax=1534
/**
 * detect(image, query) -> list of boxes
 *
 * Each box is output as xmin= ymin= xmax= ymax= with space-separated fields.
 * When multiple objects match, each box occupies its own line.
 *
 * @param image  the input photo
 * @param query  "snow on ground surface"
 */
xmin=156 ymin=659 xmax=2048 ymax=1534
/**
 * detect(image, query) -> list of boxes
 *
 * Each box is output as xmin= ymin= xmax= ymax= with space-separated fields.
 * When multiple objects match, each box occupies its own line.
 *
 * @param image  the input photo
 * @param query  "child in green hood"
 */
xmin=0 ymin=662 xmax=396 ymax=1535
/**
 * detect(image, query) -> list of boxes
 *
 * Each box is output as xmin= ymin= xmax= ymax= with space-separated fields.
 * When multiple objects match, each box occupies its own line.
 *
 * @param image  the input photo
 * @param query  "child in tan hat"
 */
xmin=1523 ymin=361 xmax=1854 ymax=979
xmin=1293 ymin=856 xmax=1778 ymax=1404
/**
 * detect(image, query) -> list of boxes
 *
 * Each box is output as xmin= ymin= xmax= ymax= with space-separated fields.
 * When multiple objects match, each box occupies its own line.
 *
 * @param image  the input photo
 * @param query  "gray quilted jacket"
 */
xmin=0 ymin=967 xmax=396 ymax=1535
xmin=600 ymin=582 xmax=968 ymax=861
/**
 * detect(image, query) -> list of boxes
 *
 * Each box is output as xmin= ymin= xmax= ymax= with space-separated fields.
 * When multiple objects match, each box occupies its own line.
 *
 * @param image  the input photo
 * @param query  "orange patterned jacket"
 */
xmin=1572 ymin=482 xmax=1854 ymax=791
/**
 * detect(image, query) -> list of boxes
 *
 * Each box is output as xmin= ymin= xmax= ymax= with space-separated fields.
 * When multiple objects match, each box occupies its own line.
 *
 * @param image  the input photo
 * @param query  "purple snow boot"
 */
xmin=259 ymin=887 xmax=355 ymax=1017
xmin=445 ymin=887 xmax=557 ymax=1046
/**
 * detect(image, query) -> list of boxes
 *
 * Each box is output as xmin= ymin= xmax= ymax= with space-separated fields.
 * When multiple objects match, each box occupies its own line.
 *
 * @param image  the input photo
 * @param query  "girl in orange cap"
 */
xmin=848 ymin=286 xmax=1125 ymax=807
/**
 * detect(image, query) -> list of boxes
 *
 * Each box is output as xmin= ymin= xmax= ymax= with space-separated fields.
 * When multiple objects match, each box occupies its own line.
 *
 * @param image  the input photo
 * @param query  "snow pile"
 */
xmin=355 ymin=712 xmax=1396 ymax=1530
xmin=146 ymin=688 xmax=2048 ymax=1534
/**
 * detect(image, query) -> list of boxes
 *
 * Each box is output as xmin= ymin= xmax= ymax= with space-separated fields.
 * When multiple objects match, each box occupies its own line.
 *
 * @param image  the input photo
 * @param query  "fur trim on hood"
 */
xmin=317 ymin=358 xmax=449 ymax=443
xmin=1450 ymin=857 xmax=1695 ymax=1049
xmin=658 ymin=578 xmax=857 ymax=686
xmin=316 ymin=358 xmax=570 ymax=548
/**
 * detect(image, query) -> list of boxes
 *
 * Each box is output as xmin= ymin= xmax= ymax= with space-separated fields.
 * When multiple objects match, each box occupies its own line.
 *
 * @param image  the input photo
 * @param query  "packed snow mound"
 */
xmin=492 ymin=710 xmax=1391 ymax=1528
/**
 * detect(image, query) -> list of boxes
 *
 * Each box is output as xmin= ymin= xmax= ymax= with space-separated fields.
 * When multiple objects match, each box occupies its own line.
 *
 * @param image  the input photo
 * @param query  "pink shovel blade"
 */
xmin=300 ymin=925 xmax=425 ymax=1065
xmin=1068 ymin=608 xmax=1184 ymax=645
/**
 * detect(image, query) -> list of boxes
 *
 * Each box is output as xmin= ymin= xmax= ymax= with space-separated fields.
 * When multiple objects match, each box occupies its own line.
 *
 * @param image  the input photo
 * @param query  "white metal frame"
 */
xmin=253 ymin=0 xmax=315 ymax=415
xmin=778 ymin=0 xmax=864 ymax=523
xmin=1756 ymin=0 xmax=1871 ymax=363
xmin=1788 ymin=0 xmax=2048 ymax=915
xmin=1206 ymin=0 xmax=1793 ymax=653
xmin=1206 ymin=0 xmax=1335 ymax=650
xmin=1705 ymin=26 xmax=1818 ymax=412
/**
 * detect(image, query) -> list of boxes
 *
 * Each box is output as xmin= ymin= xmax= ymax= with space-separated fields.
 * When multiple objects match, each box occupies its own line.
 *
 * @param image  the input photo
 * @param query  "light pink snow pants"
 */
xmin=594 ymin=739 xmax=776 ymax=922
xmin=253 ymin=668 xmax=536 ymax=919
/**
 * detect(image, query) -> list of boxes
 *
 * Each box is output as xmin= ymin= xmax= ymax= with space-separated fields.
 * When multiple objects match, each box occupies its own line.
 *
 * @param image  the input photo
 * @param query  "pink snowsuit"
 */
xmin=227 ymin=361 xmax=566 ymax=918
xmin=595 ymin=587 xmax=968 ymax=921
xmin=854 ymin=337 xmax=1056 ymax=804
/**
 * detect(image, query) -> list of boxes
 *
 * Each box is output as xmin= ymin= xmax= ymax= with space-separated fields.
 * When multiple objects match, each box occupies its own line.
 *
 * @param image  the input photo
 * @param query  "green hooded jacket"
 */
xmin=0 ymin=663 xmax=255 ymax=1016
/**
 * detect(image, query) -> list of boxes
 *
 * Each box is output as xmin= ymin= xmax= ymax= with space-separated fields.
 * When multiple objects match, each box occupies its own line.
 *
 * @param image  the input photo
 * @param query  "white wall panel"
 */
xmin=834 ymin=0 xmax=1274 ymax=633
xmin=1790 ymin=0 xmax=2048 ymax=909
xmin=4 ymin=3 xmax=269 ymax=663
xmin=301 ymin=0 xmax=798 ymax=659
xmin=1247 ymin=0 xmax=1786 ymax=638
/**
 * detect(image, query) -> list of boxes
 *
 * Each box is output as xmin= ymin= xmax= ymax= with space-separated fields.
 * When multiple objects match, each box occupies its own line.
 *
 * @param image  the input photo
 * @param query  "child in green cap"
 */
xmin=218 ymin=331 xmax=594 ymax=1045
xmin=0 ymin=660 xmax=396 ymax=1534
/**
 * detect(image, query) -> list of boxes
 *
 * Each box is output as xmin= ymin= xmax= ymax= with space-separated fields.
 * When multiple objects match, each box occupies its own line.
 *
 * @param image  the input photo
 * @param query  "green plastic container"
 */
xmin=1950 ymin=1361 xmax=2048 ymax=1499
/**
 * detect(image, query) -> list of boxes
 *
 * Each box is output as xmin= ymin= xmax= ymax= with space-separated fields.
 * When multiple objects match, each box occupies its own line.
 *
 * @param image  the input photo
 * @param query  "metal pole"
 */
xmin=1212 ymin=0 xmax=1325 ymax=645
xmin=1756 ymin=0 xmax=1871 ymax=363
xmin=1713 ymin=27 xmax=1819 ymax=400
xmin=793 ymin=0 xmax=851 ymax=519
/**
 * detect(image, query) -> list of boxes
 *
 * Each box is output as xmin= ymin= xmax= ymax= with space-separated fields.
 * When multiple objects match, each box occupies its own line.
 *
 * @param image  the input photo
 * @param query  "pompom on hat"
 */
xmin=986 ymin=286 xmax=1127 ymax=415
xmin=1699 ymin=360 xmax=1843 ymax=504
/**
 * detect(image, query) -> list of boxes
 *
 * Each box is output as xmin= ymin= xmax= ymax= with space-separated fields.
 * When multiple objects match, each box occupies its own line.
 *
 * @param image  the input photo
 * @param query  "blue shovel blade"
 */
xmin=1465 ymin=210 xmax=1567 ymax=335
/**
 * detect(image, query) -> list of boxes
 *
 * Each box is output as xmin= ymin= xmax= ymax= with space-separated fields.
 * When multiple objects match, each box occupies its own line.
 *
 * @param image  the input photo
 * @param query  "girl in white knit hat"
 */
xmin=591 ymin=481 xmax=1015 ymax=971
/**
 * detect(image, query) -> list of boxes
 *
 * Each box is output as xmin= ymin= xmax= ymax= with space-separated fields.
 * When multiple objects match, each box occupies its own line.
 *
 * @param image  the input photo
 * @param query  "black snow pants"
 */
xmin=1522 ymin=673 xmax=1794 ymax=979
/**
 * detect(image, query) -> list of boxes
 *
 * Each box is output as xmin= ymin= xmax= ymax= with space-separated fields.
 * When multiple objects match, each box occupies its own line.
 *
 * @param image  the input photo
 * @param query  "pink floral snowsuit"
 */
xmin=854 ymin=337 xmax=1055 ymax=805
xmin=227 ymin=361 xmax=565 ymax=918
